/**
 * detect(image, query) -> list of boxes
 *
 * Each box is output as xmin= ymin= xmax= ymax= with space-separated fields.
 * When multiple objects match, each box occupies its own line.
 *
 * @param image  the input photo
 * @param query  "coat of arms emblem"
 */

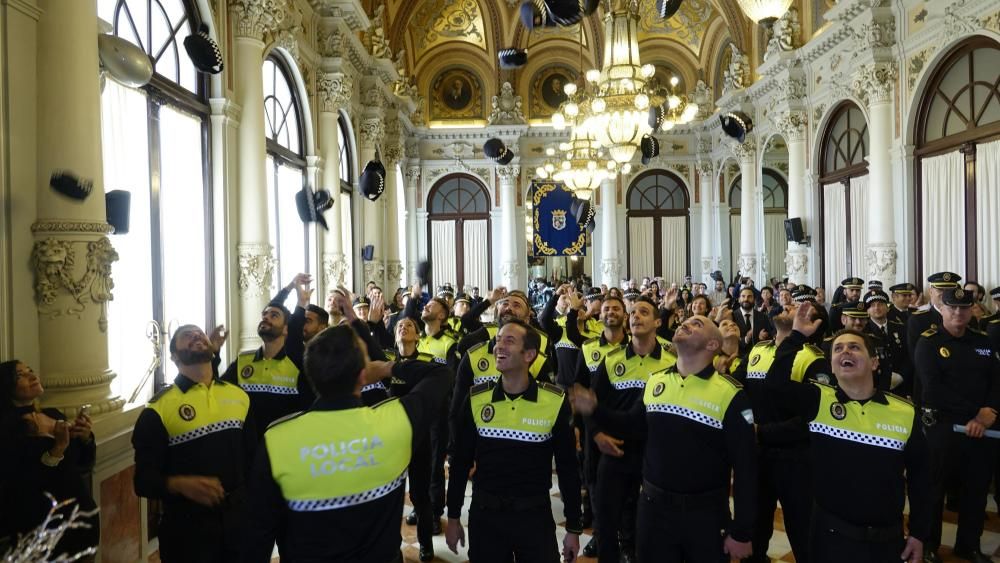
xmin=552 ymin=209 xmax=567 ymax=231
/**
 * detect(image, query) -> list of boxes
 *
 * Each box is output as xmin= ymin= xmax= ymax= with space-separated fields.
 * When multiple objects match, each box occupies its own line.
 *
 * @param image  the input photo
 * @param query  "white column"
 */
xmin=498 ymin=165 xmax=520 ymax=289
xmin=777 ymin=111 xmax=810 ymax=285
xmin=854 ymin=63 xmax=899 ymax=283
xmin=230 ymin=1 xmax=284 ymax=351
xmin=317 ymin=72 xmax=352 ymax=291
xmin=359 ymin=116 xmax=385 ymax=287
xmin=31 ymin=0 xmax=121 ymax=415
xmin=735 ymin=138 xmax=761 ymax=284
xmin=383 ymin=141 xmax=403 ymax=289
xmin=697 ymin=162 xmax=714 ymax=284
xmin=598 ymin=177 xmax=620 ymax=287
xmin=404 ymin=165 xmax=420 ymax=283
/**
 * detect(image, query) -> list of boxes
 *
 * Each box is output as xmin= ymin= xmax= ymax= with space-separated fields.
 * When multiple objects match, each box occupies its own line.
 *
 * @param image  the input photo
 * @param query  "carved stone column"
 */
xmin=32 ymin=0 xmax=121 ymax=415
xmin=697 ymin=161 xmax=715 ymax=284
xmin=317 ymin=72 xmax=351 ymax=291
xmin=853 ymin=62 xmax=899 ymax=282
xmin=359 ymin=116 xmax=385 ymax=287
xmin=497 ymin=165 xmax=520 ymax=290
xmin=230 ymin=0 xmax=285 ymax=350
xmin=598 ymin=178 xmax=621 ymax=287
xmin=734 ymin=138 xmax=760 ymax=284
xmin=383 ymin=137 xmax=403 ymax=289
xmin=404 ymin=166 xmax=420 ymax=284
xmin=775 ymin=111 xmax=810 ymax=284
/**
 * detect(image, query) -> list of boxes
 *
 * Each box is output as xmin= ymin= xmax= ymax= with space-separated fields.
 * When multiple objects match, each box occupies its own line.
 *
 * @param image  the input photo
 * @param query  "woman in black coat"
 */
xmin=0 ymin=360 xmax=98 ymax=557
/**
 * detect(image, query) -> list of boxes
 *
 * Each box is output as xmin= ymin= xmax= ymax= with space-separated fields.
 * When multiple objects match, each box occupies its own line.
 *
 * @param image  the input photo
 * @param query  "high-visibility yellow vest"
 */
xmin=235 ymin=352 xmax=300 ymax=396
xmin=603 ymin=345 xmax=677 ymax=391
xmin=809 ymin=385 xmax=914 ymax=451
xmin=468 ymin=340 xmax=547 ymax=385
xmin=148 ymin=379 xmax=250 ymax=447
xmin=745 ymin=341 xmax=825 ymax=383
xmin=470 ymin=382 xmax=564 ymax=442
xmin=643 ymin=368 xmax=743 ymax=430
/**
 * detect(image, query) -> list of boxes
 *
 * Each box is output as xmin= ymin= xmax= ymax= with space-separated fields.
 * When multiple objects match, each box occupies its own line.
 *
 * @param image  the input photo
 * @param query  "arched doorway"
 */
xmin=729 ymin=169 xmax=788 ymax=283
xmin=427 ymin=174 xmax=492 ymax=291
xmin=626 ymin=170 xmax=690 ymax=283
xmin=818 ymin=101 xmax=869 ymax=292
xmin=915 ymin=36 xmax=1000 ymax=287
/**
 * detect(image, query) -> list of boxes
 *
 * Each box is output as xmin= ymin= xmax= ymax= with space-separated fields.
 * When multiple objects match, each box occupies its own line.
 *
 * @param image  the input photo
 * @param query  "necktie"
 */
xmin=745 ymin=313 xmax=752 ymax=331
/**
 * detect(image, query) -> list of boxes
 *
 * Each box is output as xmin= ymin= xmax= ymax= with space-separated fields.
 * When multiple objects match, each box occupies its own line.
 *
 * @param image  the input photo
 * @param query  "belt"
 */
xmin=641 ymin=479 xmax=727 ymax=511
xmin=472 ymin=489 xmax=550 ymax=512
xmin=813 ymin=504 xmax=902 ymax=543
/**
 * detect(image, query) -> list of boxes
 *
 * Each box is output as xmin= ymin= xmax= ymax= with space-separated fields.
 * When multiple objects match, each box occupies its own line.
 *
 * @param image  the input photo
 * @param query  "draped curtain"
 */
xmin=823 ymin=184 xmax=848 ymax=295
xmin=764 ymin=214 xmax=787 ymax=282
xmin=660 ymin=217 xmax=687 ymax=284
xmin=463 ymin=219 xmax=489 ymax=292
xmin=730 ymin=214 xmax=741 ymax=277
xmin=921 ymin=151 xmax=966 ymax=279
xmin=849 ymin=176 xmax=870 ymax=279
xmin=431 ymin=221 xmax=457 ymax=287
xmin=976 ymin=140 xmax=1000 ymax=290
xmin=629 ymin=217 xmax=655 ymax=279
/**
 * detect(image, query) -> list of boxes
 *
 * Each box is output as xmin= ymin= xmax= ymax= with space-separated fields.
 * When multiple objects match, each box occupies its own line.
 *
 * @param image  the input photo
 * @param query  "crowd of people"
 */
xmin=3 ymin=267 xmax=1000 ymax=563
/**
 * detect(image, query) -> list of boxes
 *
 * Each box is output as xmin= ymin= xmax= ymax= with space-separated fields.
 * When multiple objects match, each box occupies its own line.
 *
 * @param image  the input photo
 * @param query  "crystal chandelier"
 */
xmin=734 ymin=0 xmax=793 ymax=25
xmin=649 ymin=75 xmax=699 ymax=132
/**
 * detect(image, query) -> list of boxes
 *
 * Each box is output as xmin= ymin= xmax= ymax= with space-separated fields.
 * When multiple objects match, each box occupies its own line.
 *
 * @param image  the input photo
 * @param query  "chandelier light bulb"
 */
xmin=634 ymin=93 xmax=649 ymax=110
xmin=562 ymin=161 xmax=571 ymax=170
xmin=536 ymin=167 xmax=547 ymax=178
xmin=559 ymin=142 xmax=571 ymax=151
xmin=545 ymin=163 xmax=555 ymax=173
xmin=591 ymin=98 xmax=606 ymax=113
xmin=564 ymin=82 xmax=578 ymax=96
xmin=668 ymin=95 xmax=682 ymax=109
xmin=586 ymin=69 xmax=601 ymax=83
xmin=670 ymin=76 xmax=680 ymax=87
xmin=587 ymin=160 xmax=597 ymax=170
xmin=641 ymin=64 xmax=655 ymax=78
xmin=621 ymin=163 xmax=632 ymax=174
xmin=736 ymin=0 xmax=793 ymax=23
xmin=565 ymin=103 xmax=580 ymax=117
xmin=552 ymin=112 xmax=565 ymax=127
xmin=546 ymin=147 xmax=555 ymax=156
xmin=662 ymin=120 xmax=675 ymax=131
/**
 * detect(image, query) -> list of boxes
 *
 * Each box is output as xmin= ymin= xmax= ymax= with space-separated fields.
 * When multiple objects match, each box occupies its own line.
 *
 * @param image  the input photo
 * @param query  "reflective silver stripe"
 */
xmin=287 ymin=471 xmax=407 ymax=512
xmin=808 ymin=422 xmax=905 ymax=451
xmin=473 ymin=375 xmax=500 ymax=385
xmin=168 ymin=419 xmax=244 ymax=446
xmin=555 ymin=342 xmax=579 ymax=350
xmin=746 ymin=371 xmax=767 ymax=380
xmin=242 ymin=383 xmax=298 ymax=395
xmin=611 ymin=380 xmax=647 ymax=390
xmin=477 ymin=426 xmax=552 ymax=443
xmin=646 ymin=404 xmax=723 ymax=429
xmin=361 ymin=381 xmax=386 ymax=393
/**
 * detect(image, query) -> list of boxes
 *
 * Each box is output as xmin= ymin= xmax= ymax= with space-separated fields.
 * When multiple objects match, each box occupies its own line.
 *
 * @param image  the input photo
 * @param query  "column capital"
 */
xmin=237 ymin=243 xmax=276 ymax=297
xmin=852 ymin=61 xmax=897 ymax=106
xmin=696 ymin=160 xmax=714 ymax=178
xmin=359 ymin=118 xmax=385 ymax=150
xmin=317 ymin=72 xmax=353 ymax=114
xmin=497 ymin=165 xmax=519 ymax=182
xmin=405 ymin=166 xmax=421 ymax=184
xmin=383 ymin=140 xmax=403 ymax=166
xmin=738 ymin=254 xmax=759 ymax=280
xmin=866 ymin=242 xmax=898 ymax=282
xmin=228 ymin=0 xmax=288 ymax=41
xmin=784 ymin=247 xmax=810 ymax=285
xmin=771 ymin=110 xmax=808 ymax=142
xmin=601 ymin=259 xmax=622 ymax=286
xmin=322 ymin=253 xmax=348 ymax=289
xmin=732 ymin=138 xmax=757 ymax=162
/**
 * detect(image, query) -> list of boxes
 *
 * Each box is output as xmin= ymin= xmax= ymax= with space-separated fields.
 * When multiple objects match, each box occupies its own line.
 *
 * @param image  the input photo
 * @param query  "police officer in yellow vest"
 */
xmin=539 ymin=285 xmax=596 ymax=388
xmin=766 ymin=302 xmax=930 ymax=563
xmin=733 ymin=293 xmax=830 ymax=563
xmin=588 ymin=296 xmax=677 ymax=563
xmin=242 ymin=324 xmax=451 ymax=563
xmin=572 ymin=315 xmax=757 ymax=562
xmin=446 ymin=319 xmax=582 ymax=562
xmin=133 ymin=324 xmax=255 ymax=563
xmin=222 ymin=274 xmax=311 ymax=441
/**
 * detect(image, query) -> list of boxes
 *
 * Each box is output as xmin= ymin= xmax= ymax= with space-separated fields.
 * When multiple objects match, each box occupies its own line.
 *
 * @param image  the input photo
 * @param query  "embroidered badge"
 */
xmin=749 ymin=354 xmax=761 ymax=366
xmin=591 ymin=350 xmax=601 ymax=362
xmin=614 ymin=363 xmax=626 ymax=377
xmin=943 ymin=273 xmax=952 ymax=281
xmin=939 ymin=347 xmax=950 ymax=358
xmin=955 ymin=288 xmax=965 ymax=299
xmin=652 ymin=382 xmax=665 ymax=397
xmin=240 ymin=365 xmax=253 ymax=379
xmin=179 ymin=404 xmax=196 ymax=421
xmin=477 ymin=358 xmax=490 ymax=371
xmin=480 ymin=404 xmax=495 ymax=423
xmin=830 ymin=402 xmax=846 ymax=420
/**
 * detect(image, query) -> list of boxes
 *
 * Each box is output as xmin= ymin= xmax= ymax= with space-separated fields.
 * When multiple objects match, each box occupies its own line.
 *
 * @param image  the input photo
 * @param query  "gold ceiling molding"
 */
xmin=639 ymin=0 xmax=718 ymax=56
xmin=528 ymin=22 xmax=589 ymax=48
xmin=410 ymin=0 xmax=486 ymax=56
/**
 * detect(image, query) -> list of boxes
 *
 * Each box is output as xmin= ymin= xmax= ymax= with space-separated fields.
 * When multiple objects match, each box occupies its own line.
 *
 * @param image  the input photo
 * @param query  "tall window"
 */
xmin=99 ymin=0 xmax=211 ymax=398
xmin=263 ymin=56 xmax=310 ymax=289
xmin=729 ymin=169 xmax=788 ymax=282
xmin=626 ymin=170 xmax=690 ymax=283
xmin=338 ymin=114 xmax=355 ymax=288
xmin=427 ymin=175 xmax=492 ymax=291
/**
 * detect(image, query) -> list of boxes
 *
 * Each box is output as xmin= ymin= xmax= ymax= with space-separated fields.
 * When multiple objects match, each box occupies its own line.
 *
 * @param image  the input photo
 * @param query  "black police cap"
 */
xmin=498 ymin=48 xmax=528 ymax=69
xmin=863 ymin=290 xmax=889 ymax=306
xmin=483 ymin=138 xmax=515 ymax=165
xmin=889 ymin=282 xmax=916 ymax=294
xmin=840 ymin=277 xmax=865 ymax=290
xmin=841 ymin=301 xmax=869 ymax=318
xmin=585 ymin=287 xmax=603 ymax=301
xmin=359 ymin=160 xmax=386 ymax=201
xmin=720 ymin=111 xmax=753 ymax=144
xmin=941 ymin=287 xmax=973 ymax=307
xmin=791 ymin=284 xmax=816 ymax=302
xmin=570 ymin=197 xmax=595 ymax=231
xmin=295 ymin=187 xmax=333 ymax=230
xmin=927 ymin=271 xmax=961 ymax=288
xmin=352 ymin=296 xmax=371 ymax=307
xmin=991 ymin=287 xmax=1000 ymax=300
xmin=183 ymin=24 xmax=224 ymax=75
xmin=50 ymin=171 xmax=93 ymax=201
xmin=640 ymin=134 xmax=659 ymax=165
xmin=657 ymin=0 xmax=684 ymax=19
xmin=868 ymin=280 xmax=883 ymax=290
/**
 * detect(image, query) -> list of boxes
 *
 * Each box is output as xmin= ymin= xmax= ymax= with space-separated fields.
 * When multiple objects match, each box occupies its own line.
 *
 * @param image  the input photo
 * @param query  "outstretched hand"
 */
xmin=792 ymin=301 xmax=822 ymax=337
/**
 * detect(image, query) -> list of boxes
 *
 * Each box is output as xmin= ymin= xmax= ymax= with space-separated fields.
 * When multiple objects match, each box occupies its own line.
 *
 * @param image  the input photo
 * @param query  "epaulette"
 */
xmin=237 ymin=349 xmax=257 ymax=357
xmin=416 ymin=352 xmax=435 ymax=362
xmin=990 ymin=318 xmax=1000 ymax=324
xmin=605 ymin=346 xmax=627 ymax=361
xmin=804 ymin=343 xmax=824 ymax=356
xmin=583 ymin=337 xmax=601 ymax=347
xmin=148 ymin=385 xmax=174 ymax=404
xmin=483 ymin=322 xmax=498 ymax=330
xmin=470 ymin=381 xmax=494 ymax=396
xmin=468 ymin=340 xmax=489 ymax=354
xmin=969 ymin=327 xmax=987 ymax=336
xmin=883 ymin=390 xmax=914 ymax=407
xmin=921 ymin=328 xmax=938 ymax=338
xmin=539 ymin=382 xmax=565 ymax=396
xmin=372 ymin=396 xmax=402 ymax=409
xmin=913 ymin=309 xmax=928 ymax=315
xmin=754 ymin=339 xmax=775 ymax=348
xmin=717 ymin=373 xmax=743 ymax=388
xmin=814 ymin=380 xmax=837 ymax=390
xmin=266 ymin=409 xmax=306 ymax=430
xmin=383 ymin=349 xmax=397 ymax=361
xmin=823 ymin=335 xmax=835 ymax=342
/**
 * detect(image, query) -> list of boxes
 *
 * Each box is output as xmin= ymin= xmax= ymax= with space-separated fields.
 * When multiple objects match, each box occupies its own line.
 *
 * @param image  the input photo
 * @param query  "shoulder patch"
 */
xmin=883 ymin=390 xmax=914 ymax=407
xmin=717 ymin=373 xmax=743 ymax=388
xmin=969 ymin=327 xmax=987 ymax=336
xmin=583 ymin=337 xmax=600 ymax=347
xmin=921 ymin=328 xmax=938 ymax=338
xmin=372 ymin=396 xmax=402 ymax=409
xmin=539 ymin=382 xmax=565 ymax=396
xmin=416 ymin=352 xmax=436 ymax=362
xmin=804 ymin=343 xmax=824 ymax=356
xmin=468 ymin=340 xmax=490 ymax=354
xmin=470 ymin=382 xmax=495 ymax=396
xmin=148 ymin=385 xmax=174 ymax=404
xmin=990 ymin=318 xmax=1000 ymax=325
xmin=913 ymin=309 xmax=928 ymax=315
xmin=238 ymin=350 xmax=257 ymax=357
xmin=266 ymin=409 xmax=307 ymax=430
xmin=823 ymin=335 xmax=835 ymax=342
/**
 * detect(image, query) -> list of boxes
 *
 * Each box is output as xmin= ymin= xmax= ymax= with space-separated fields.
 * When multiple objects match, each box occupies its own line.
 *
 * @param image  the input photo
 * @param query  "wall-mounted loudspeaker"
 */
xmin=106 ymin=190 xmax=131 ymax=234
xmin=361 ymin=245 xmax=374 ymax=261
xmin=784 ymin=217 xmax=805 ymax=243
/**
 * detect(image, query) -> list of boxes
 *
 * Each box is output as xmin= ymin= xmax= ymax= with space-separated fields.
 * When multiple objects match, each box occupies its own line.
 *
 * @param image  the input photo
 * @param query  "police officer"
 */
xmin=866 ymin=290 xmax=908 ymax=392
xmin=829 ymin=277 xmax=864 ymax=333
xmin=133 ymin=324 xmax=255 ymax=562
xmin=222 ymin=274 xmax=310 ymax=440
xmin=824 ymin=301 xmax=894 ymax=391
xmin=887 ymin=283 xmax=917 ymax=326
xmin=588 ymin=296 xmax=676 ymax=563
xmin=979 ymin=287 xmax=1000 ymax=326
xmin=445 ymin=320 xmax=582 ymax=562
xmin=765 ymin=303 xmax=929 ymax=563
xmin=242 ymin=325 xmax=449 ymax=562
xmin=572 ymin=315 xmax=757 ymax=562
xmin=733 ymin=297 xmax=830 ymax=563
xmin=540 ymin=285 xmax=588 ymax=388
xmin=907 ymin=272 xmax=961 ymax=359
xmin=915 ymin=287 xmax=1000 ymax=563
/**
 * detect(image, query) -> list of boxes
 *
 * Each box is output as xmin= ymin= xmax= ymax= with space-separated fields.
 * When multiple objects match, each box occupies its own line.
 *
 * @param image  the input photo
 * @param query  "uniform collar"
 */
xmin=491 ymin=377 xmax=539 ymax=403
xmin=834 ymin=387 xmax=889 ymax=405
xmin=428 ymin=327 xmax=449 ymax=340
xmin=253 ymin=346 xmax=288 ymax=362
xmin=312 ymin=395 xmax=365 ymax=411
xmin=173 ymin=374 xmax=226 ymax=393
xmin=600 ymin=331 xmax=628 ymax=347
xmin=625 ymin=339 xmax=663 ymax=360
xmin=667 ymin=362 xmax=715 ymax=380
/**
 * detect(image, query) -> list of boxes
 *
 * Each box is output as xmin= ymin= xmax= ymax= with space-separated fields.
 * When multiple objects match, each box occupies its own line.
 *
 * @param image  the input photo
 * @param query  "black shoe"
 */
xmin=922 ymin=551 xmax=941 ymax=563
xmin=432 ymin=518 xmax=442 ymax=535
xmin=419 ymin=544 xmax=434 ymax=562
xmin=619 ymin=550 xmax=636 ymax=563
xmin=582 ymin=536 xmax=599 ymax=558
xmin=952 ymin=549 xmax=992 ymax=563
xmin=405 ymin=509 xmax=418 ymax=525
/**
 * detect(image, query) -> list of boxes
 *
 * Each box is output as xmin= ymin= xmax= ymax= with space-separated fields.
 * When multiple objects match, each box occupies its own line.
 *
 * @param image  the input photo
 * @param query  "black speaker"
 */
xmin=361 ymin=245 xmax=374 ymax=261
xmin=784 ymin=217 xmax=804 ymax=243
xmin=105 ymin=190 xmax=131 ymax=235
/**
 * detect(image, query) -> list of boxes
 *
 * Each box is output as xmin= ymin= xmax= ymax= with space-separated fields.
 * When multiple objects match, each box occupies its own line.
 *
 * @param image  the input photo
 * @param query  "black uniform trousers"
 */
xmin=468 ymin=492 xmax=560 ymax=563
xmin=748 ymin=446 xmax=812 ymax=563
xmin=408 ymin=438 xmax=435 ymax=548
xmin=925 ymin=422 xmax=995 ymax=553
xmin=635 ymin=483 xmax=729 ymax=563
xmin=809 ymin=507 xmax=904 ymax=563
xmin=594 ymin=456 xmax=640 ymax=562
xmin=157 ymin=500 xmax=243 ymax=563
xmin=429 ymin=401 xmax=450 ymax=519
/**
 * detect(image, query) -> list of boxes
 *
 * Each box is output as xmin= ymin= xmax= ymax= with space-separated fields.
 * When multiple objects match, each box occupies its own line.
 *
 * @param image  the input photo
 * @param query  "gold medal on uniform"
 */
xmin=591 ymin=350 xmax=601 ymax=361
xmin=939 ymin=347 xmax=950 ymax=358
xmin=830 ymin=402 xmax=846 ymax=420
xmin=477 ymin=358 xmax=490 ymax=371
xmin=179 ymin=404 xmax=196 ymax=421
xmin=480 ymin=404 xmax=494 ymax=423
xmin=614 ymin=363 xmax=626 ymax=377
xmin=652 ymin=382 xmax=665 ymax=396
xmin=749 ymin=354 xmax=760 ymax=366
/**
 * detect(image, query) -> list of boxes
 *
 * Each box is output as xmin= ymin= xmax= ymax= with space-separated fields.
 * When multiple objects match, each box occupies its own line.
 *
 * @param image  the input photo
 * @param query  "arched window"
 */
xmin=818 ymin=101 xmax=870 ymax=292
xmin=263 ymin=56 xmax=310 ymax=288
xmin=337 ymin=113 xmax=355 ymax=288
xmin=99 ymin=0 xmax=211 ymax=397
xmin=626 ymin=171 xmax=690 ymax=282
xmin=915 ymin=37 xmax=1000 ymax=286
xmin=427 ymin=175 xmax=492 ymax=291
xmin=729 ymin=169 xmax=788 ymax=283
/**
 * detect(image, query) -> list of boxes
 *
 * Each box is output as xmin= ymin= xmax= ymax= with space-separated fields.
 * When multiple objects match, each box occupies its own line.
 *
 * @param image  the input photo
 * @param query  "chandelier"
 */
xmin=734 ymin=0 xmax=793 ymax=25
xmin=649 ymin=75 xmax=699 ymax=132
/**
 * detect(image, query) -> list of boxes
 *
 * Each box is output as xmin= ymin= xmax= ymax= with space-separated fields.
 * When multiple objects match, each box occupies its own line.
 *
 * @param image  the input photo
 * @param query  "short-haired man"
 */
xmin=765 ymin=303 xmax=930 ymax=563
xmin=242 ymin=325 xmax=450 ymax=562
xmin=303 ymin=304 xmax=329 ymax=342
xmin=887 ymin=283 xmax=917 ymax=326
xmin=446 ymin=320 xmax=582 ymax=562
xmin=735 ymin=287 xmax=771 ymax=354
xmin=829 ymin=277 xmax=864 ymax=333
xmin=907 ymin=272 xmax=961 ymax=359
xmin=823 ymin=300 xmax=893 ymax=391
xmin=133 ymin=325 xmax=255 ymax=562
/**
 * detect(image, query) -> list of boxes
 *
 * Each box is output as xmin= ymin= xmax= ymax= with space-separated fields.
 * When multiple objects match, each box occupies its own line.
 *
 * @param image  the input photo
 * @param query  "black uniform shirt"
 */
xmin=914 ymin=326 xmax=1000 ymax=421
xmin=906 ymin=307 xmax=942 ymax=359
